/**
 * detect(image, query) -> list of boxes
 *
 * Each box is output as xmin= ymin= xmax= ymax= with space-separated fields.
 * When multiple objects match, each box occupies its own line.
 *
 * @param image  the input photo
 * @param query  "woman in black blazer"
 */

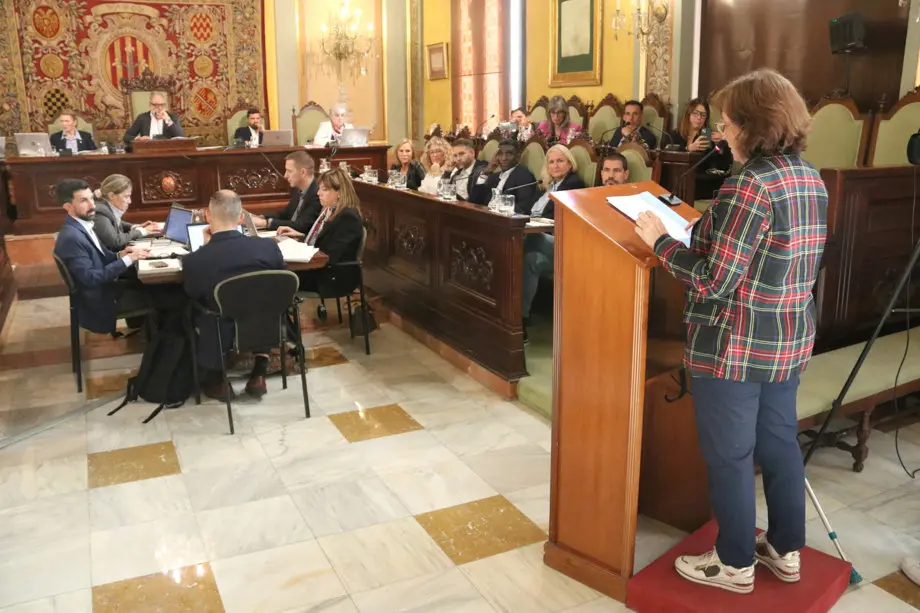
xmin=49 ymin=111 xmax=97 ymax=153
xmin=92 ymin=174 xmax=159 ymax=251
xmin=521 ymin=145 xmax=585 ymax=342
xmin=670 ymin=98 xmax=733 ymax=200
xmin=389 ymin=139 xmax=425 ymax=190
xmin=277 ymin=167 xmax=365 ymax=296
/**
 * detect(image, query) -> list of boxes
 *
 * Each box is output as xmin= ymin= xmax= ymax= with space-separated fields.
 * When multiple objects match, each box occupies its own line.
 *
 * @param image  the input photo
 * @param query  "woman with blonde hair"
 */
xmin=521 ymin=144 xmax=585 ymax=343
xmin=92 ymin=174 xmax=159 ymax=250
xmin=636 ymin=68 xmax=827 ymax=594
xmin=417 ymin=136 xmax=454 ymax=195
xmin=277 ymin=167 xmax=364 ymax=294
xmin=536 ymin=96 xmax=582 ymax=145
xmin=389 ymin=138 xmax=425 ymax=190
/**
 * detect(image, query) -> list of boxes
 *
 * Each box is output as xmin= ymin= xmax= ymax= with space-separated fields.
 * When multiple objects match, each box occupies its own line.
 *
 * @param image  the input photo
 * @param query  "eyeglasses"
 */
xmin=715 ymin=121 xmax=727 ymax=132
xmin=691 ymin=110 xmax=708 ymax=119
xmin=150 ymin=102 xmax=166 ymax=108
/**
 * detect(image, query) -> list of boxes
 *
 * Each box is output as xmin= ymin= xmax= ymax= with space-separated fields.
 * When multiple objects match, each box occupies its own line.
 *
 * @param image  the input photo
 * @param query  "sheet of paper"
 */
xmin=137 ymin=259 xmax=181 ymax=276
xmin=148 ymin=244 xmax=189 ymax=257
xmin=607 ymin=191 xmax=692 ymax=247
xmin=278 ymin=239 xmax=319 ymax=263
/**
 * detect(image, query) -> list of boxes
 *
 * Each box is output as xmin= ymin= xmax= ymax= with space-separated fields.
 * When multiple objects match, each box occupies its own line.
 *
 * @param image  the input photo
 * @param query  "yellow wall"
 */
xmin=422 ymin=0 xmax=453 ymax=130
xmin=526 ymin=0 xmax=636 ymax=108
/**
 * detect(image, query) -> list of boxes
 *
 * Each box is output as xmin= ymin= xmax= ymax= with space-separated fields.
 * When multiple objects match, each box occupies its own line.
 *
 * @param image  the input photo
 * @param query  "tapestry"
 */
xmin=0 ymin=0 xmax=267 ymax=146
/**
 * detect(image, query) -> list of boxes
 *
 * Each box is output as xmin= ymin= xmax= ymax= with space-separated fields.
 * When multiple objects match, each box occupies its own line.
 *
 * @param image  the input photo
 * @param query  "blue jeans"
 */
xmin=522 ymin=233 xmax=555 ymax=319
xmin=691 ymin=375 xmax=806 ymax=568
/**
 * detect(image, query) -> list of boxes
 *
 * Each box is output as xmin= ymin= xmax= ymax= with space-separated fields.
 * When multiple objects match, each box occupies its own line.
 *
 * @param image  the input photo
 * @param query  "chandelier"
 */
xmin=611 ymin=0 xmax=669 ymax=51
xmin=310 ymin=0 xmax=378 ymax=102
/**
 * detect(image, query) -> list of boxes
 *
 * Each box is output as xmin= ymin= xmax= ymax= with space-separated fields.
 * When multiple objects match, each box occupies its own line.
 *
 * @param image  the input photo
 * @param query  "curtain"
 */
xmin=451 ymin=0 xmax=509 ymax=131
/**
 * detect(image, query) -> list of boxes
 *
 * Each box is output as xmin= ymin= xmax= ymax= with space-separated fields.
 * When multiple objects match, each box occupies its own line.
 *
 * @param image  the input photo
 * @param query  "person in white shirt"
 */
xmin=124 ymin=93 xmax=184 ymax=143
xmin=417 ymin=136 xmax=453 ymax=195
xmin=50 ymin=111 xmax=97 ymax=153
xmin=443 ymin=139 xmax=487 ymax=201
xmin=312 ymin=103 xmax=353 ymax=145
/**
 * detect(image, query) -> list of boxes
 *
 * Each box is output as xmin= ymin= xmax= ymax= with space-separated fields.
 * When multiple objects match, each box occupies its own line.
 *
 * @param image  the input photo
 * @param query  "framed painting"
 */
xmin=427 ymin=42 xmax=448 ymax=80
xmin=550 ymin=0 xmax=603 ymax=87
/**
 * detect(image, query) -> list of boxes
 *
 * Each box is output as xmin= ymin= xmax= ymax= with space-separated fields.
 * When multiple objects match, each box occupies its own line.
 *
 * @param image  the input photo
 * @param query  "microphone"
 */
xmin=505 ymin=179 xmax=543 ymax=192
xmin=644 ymin=122 xmax=673 ymax=150
xmin=596 ymin=126 xmax=619 ymax=146
xmin=675 ymin=141 xmax=725 ymax=185
xmin=476 ymin=114 xmax=496 ymax=136
xmin=259 ymin=151 xmax=284 ymax=180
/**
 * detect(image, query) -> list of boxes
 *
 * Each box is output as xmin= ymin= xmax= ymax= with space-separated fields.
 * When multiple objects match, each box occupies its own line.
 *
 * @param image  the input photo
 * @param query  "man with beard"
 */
xmin=600 ymin=152 xmax=630 ymax=185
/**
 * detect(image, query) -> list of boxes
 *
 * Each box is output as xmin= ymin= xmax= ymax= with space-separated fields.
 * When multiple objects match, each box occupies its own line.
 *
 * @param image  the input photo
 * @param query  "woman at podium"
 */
xmin=635 ymin=68 xmax=828 ymax=594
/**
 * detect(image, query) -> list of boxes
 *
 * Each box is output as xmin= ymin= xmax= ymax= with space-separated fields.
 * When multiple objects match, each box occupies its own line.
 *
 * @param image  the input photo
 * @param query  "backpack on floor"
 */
xmin=109 ymin=310 xmax=194 ymax=423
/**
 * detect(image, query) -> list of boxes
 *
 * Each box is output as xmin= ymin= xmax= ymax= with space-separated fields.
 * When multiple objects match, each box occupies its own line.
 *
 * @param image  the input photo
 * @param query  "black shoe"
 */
xmin=523 ymin=326 xmax=530 ymax=345
xmin=522 ymin=317 xmax=531 ymax=345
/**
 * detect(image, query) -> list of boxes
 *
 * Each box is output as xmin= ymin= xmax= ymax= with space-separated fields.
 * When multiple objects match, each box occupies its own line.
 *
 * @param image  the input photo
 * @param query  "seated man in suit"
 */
xmin=50 ymin=111 xmax=96 ymax=153
xmin=251 ymin=151 xmax=321 ymax=234
xmin=52 ymin=179 xmax=153 ymax=335
xmin=124 ymin=93 xmax=184 ymax=143
xmin=183 ymin=190 xmax=286 ymax=399
xmin=443 ymin=139 xmax=487 ymax=201
xmin=608 ymin=100 xmax=658 ymax=150
xmin=312 ymin=103 xmax=353 ymax=145
xmin=600 ymin=152 xmax=630 ymax=186
xmin=468 ymin=139 xmax=539 ymax=214
xmin=233 ymin=108 xmax=263 ymax=146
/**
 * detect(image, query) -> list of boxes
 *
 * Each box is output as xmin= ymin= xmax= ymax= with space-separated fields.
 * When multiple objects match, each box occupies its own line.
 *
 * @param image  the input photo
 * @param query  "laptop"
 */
xmin=242 ymin=210 xmax=277 ymax=238
xmin=14 ymin=133 xmax=53 ymax=156
xmin=163 ymin=205 xmax=195 ymax=244
xmin=262 ymin=129 xmax=294 ymax=147
xmin=187 ymin=223 xmax=245 ymax=253
xmin=339 ymin=128 xmax=370 ymax=147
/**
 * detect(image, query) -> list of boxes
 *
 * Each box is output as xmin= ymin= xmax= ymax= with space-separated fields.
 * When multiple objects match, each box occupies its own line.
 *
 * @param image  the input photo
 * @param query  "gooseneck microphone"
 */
xmin=676 ymin=141 xmax=725 ymax=185
xmin=643 ymin=122 xmax=673 ymax=150
xmin=597 ymin=126 xmax=619 ymax=146
xmin=505 ymin=179 xmax=543 ymax=192
xmin=476 ymin=114 xmax=496 ymax=136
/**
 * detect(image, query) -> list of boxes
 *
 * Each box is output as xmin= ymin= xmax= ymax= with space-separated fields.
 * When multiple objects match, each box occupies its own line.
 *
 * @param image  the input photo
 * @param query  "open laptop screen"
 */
xmin=164 ymin=206 xmax=194 ymax=244
xmin=186 ymin=224 xmax=245 ymax=252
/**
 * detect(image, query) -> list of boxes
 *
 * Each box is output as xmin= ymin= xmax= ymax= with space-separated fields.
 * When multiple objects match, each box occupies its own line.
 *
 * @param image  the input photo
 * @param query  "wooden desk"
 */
xmin=355 ymin=181 xmax=528 ymax=380
xmin=138 ymin=253 xmax=329 ymax=285
xmin=0 ymin=145 xmax=389 ymax=234
xmin=654 ymin=150 xmax=703 ymax=204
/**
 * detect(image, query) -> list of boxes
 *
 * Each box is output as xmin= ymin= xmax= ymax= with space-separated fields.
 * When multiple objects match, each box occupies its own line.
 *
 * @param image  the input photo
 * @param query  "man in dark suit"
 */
xmin=232 ymin=108 xmax=264 ymax=145
xmin=252 ymin=151 xmax=321 ymax=234
xmin=49 ymin=111 xmax=96 ymax=153
xmin=468 ymin=139 xmax=539 ymax=214
xmin=52 ymin=179 xmax=152 ymax=334
xmin=608 ymin=100 xmax=658 ymax=150
xmin=183 ymin=190 xmax=286 ymax=399
xmin=124 ymin=93 xmax=184 ymax=143
xmin=443 ymin=139 xmax=487 ymax=201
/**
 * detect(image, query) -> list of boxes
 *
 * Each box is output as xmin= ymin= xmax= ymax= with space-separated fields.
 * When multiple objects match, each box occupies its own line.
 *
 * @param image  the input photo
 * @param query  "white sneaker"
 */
xmin=754 ymin=533 xmax=801 ymax=583
xmin=674 ymin=548 xmax=755 ymax=594
xmin=901 ymin=557 xmax=920 ymax=587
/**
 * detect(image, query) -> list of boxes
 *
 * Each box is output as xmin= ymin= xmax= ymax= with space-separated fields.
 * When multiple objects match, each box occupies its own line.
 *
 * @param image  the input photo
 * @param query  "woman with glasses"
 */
xmin=536 ymin=96 xmax=582 ymax=146
xmin=672 ymin=98 xmax=733 ymax=200
xmin=635 ymin=69 xmax=828 ymax=595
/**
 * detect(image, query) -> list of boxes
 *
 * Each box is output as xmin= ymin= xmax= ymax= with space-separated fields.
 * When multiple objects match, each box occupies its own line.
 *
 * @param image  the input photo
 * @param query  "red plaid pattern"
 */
xmin=654 ymin=154 xmax=828 ymax=382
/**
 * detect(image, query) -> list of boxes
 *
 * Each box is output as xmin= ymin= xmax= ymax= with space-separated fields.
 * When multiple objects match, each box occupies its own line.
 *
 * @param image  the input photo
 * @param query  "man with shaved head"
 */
xmin=183 ymin=189 xmax=285 ymax=399
xmin=124 ymin=92 xmax=185 ymax=143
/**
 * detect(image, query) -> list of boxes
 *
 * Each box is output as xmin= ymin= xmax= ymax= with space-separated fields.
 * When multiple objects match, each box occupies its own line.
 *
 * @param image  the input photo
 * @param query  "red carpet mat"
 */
xmin=626 ymin=521 xmax=851 ymax=613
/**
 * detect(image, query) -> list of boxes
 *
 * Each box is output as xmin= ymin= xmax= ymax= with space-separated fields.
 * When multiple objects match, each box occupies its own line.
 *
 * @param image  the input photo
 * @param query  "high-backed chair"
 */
xmin=641 ymin=93 xmax=670 ymax=137
xmin=588 ymin=94 xmax=625 ymax=143
xmin=226 ymin=102 xmax=253 ymax=145
xmin=567 ymin=139 xmax=598 ymax=187
xmin=618 ymin=143 xmax=653 ymax=183
xmin=801 ymin=96 xmax=871 ymax=170
xmin=479 ymin=138 xmax=500 ymax=162
xmin=48 ymin=112 xmax=95 ymax=137
xmin=528 ymin=96 xmax=550 ymax=126
xmin=867 ymin=89 xmax=920 ymax=167
xmin=520 ymin=136 xmax=547 ymax=180
xmin=567 ymin=95 xmax=591 ymax=131
xmin=120 ymin=68 xmax=178 ymax=121
xmin=292 ymin=101 xmax=328 ymax=145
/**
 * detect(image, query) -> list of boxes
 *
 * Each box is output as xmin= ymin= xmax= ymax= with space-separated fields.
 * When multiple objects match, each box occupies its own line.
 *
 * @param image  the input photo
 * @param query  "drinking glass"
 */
xmin=488 ymin=188 xmax=502 ymax=212
xmin=442 ymin=183 xmax=457 ymax=201
xmin=339 ymin=161 xmax=349 ymax=172
xmin=396 ymin=173 xmax=407 ymax=190
xmin=319 ymin=158 xmax=330 ymax=173
xmin=388 ymin=170 xmax=399 ymax=187
xmin=500 ymin=194 xmax=516 ymax=216
xmin=366 ymin=169 xmax=378 ymax=183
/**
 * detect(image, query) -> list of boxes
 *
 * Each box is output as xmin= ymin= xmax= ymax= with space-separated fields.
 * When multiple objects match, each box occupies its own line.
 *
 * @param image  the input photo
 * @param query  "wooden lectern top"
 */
xmin=131 ymin=138 xmax=197 ymax=154
xmin=549 ymin=180 xmax=701 ymax=268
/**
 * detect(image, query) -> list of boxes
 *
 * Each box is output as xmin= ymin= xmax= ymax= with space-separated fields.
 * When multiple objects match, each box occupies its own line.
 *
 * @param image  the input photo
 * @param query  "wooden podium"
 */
xmin=543 ymin=180 xmax=707 ymax=601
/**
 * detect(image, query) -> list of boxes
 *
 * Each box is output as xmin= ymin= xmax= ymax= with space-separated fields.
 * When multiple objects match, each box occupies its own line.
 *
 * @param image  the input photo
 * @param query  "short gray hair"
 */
xmin=329 ymin=103 xmax=347 ymax=117
xmin=209 ymin=189 xmax=242 ymax=224
xmin=149 ymin=92 xmax=166 ymax=103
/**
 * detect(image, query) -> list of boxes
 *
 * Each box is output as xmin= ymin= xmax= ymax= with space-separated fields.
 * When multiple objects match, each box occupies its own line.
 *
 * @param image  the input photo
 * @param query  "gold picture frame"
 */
xmin=426 ymin=42 xmax=448 ymax=80
xmin=550 ymin=0 xmax=603 ymax=87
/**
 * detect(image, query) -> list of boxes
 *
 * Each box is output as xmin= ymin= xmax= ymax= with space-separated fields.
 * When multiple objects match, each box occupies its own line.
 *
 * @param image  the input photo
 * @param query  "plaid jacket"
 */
xmin=654 ymin=154 xmax=828 ymax=382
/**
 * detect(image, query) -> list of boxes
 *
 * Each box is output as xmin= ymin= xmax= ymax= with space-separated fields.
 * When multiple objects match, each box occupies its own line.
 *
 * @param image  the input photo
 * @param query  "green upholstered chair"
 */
xmin=641 ymin=93 xmax=669 ymax=141
xmin=292 ymin=102 xmax=328 ymax=145
xmin=48 ymin=112 xmax=95 ymax=137
xmin=478 ymin=138 xmax=500 ymax=162
xmin=520 ymin=140 xmax=546 ymax=181
xmin=568 ymin=140 xmax=598 ymax=187
xmin=801 ymin=98 xmax=868 ymax=170
xmin=567 ymin=95 xmax=590 ymax=131
xmin=120 ymin=68 xmax=179 ymax=125
xmin=588 ymin=94 xmax=624 ymax=143
xmin=528 ymin=97 xmax=549 ymax=127
xmin=868 ymin=91 xmax=920 ymax=167
xmin=226 ymin=106 xmax=251 ymax=144
xmin=619 ymin=145 xmax=653 ymax=183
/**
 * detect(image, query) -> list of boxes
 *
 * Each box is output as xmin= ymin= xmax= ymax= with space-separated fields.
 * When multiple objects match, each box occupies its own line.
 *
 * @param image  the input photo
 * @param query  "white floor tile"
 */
xmin=0 ymin=590 xmax=92 ymax=613
xmin=196 ymin=495 xmax=314 ymax=560
xmin=181 ymin=459 xmax=287 ymax=512
xmin=289 ymin=477 xmax=409 ymax=537
xmin=350 ymin=568 xmax=495 ymax=613
xmin=89 ymin=474 xmax=192 ymax=531
xmin=830 ymin=584 xmax=920 ymax=612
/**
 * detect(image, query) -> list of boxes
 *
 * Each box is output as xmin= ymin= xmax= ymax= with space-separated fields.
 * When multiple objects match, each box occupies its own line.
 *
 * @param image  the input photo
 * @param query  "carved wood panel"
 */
xmin=446 ymin=235 xmax=496 ymax=300
xmin=139 ymin=167 xmax=198 ymax=204
xmin=389 ymin=211 xmax=430 ymax=285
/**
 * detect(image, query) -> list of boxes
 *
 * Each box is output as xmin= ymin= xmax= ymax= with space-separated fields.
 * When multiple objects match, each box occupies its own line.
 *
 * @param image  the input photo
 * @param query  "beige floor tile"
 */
xmin=289 ymin=477 xmax=409 ymax=537
xmin=415 ymin=495 xmax=545 ymax=565
xmin=375 ymin=456 xmax=498 ymax=515
xmin=0 ymin=532 xmax=90 ymax=608
xmin=831 ymin=584 xmax=920 ymax=613
xmin=350 ymin=569 xmax=494 ymax=613
xmin=89 ymin=475 xmax=193 ymax=531
xmin=195 ymin=495 xmax=314 ymax=560
xmin=181 ymin=459 xmax=287 ymax=512
xmin=328 ymin=404 xmax=424 ymax=443
xmin=0 ymin=590 xmax=91 ymax=613
xmin=87 ymin=441 xmax=181 ymax=489
xmin=308 ymin=345 xmax=350 ymax=368
xmin=874 ymin=570 xmax=920 ymax=609
xmin=461 ymin=443 xmax=551 ymax=494
xmin=92 ymin=563 xmax=224 ymax=612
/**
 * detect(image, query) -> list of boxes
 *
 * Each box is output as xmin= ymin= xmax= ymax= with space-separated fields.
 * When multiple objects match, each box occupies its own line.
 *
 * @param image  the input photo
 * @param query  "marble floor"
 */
xmin=1 ymin=299 xmax=920 ymax=611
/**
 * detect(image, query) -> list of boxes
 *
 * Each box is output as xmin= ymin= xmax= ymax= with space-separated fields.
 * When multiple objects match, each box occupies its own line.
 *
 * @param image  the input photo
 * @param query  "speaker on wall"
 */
xmin=829 ymin=13 xmax=867 ymax=55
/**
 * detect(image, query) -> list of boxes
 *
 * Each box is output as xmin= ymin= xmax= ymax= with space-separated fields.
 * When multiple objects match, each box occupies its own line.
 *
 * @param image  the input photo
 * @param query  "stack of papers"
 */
xmin=607 ymin=191 xmax=692 ymax=247
xmin=278 ymin=239 xmax=319 ymax=263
